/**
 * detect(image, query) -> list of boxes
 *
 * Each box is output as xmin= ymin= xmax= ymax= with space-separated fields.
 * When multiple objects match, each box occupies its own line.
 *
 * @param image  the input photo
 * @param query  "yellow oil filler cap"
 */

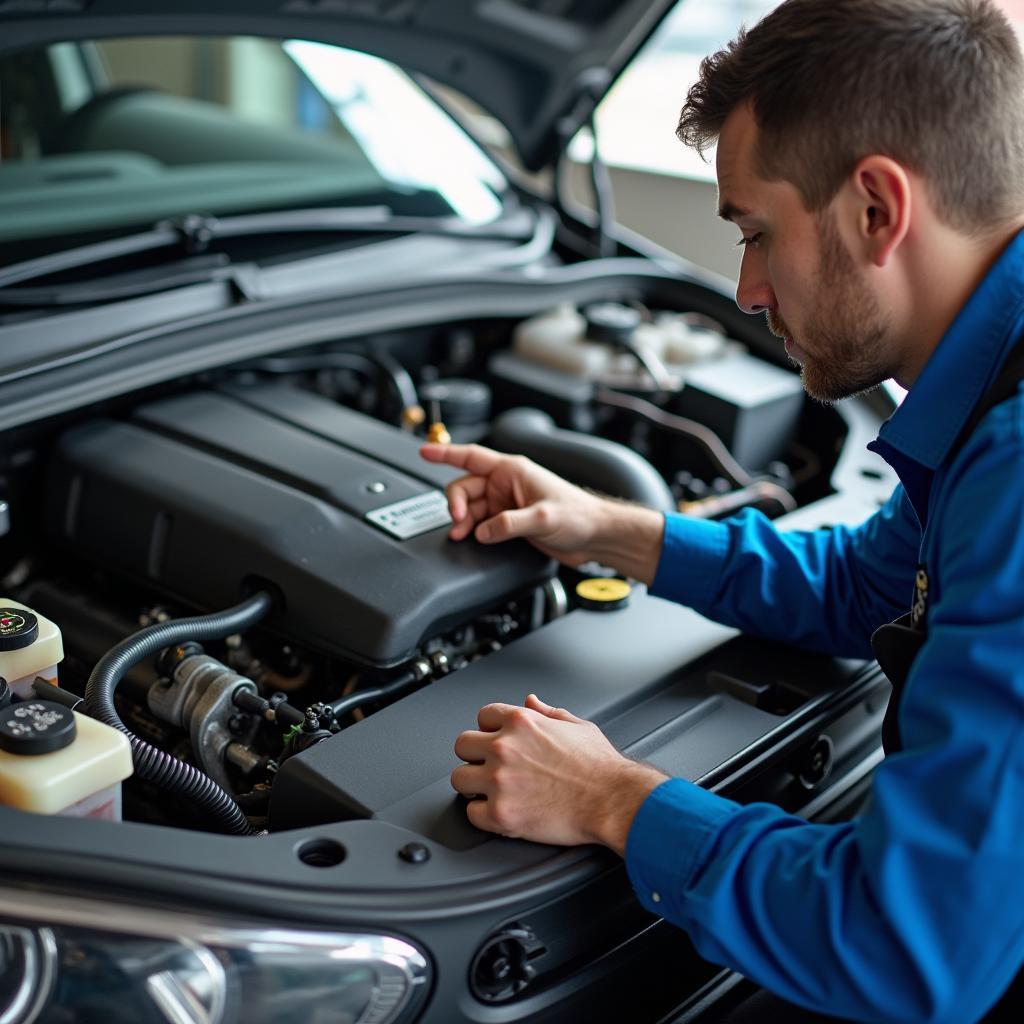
xmin=575 ymin=577 xmax=632 ymax=611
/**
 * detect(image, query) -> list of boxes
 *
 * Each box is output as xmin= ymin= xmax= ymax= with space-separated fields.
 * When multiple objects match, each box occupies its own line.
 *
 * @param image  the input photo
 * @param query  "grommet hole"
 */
xmin=296 ymin=838 xmax=347 ymax=867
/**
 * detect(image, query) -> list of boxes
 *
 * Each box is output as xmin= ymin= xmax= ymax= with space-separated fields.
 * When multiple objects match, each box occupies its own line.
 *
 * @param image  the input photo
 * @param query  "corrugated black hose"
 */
xmin=84 ymin=591 xmax=274 ymax=836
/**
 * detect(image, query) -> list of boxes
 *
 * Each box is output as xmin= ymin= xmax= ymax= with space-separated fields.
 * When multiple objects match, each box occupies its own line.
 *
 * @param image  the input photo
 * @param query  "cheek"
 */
xmin=769 ymin=229 xmax=822 ymax=313
xmin=777 ymin=247 xmax=825 ymax=312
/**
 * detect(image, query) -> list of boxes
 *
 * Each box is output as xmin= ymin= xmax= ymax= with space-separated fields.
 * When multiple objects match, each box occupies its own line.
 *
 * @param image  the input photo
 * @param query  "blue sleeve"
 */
xmin=626 ymin=423 xmax=1024 ymax=1024
xmin=650 ymin=489 xmax=920 ymax=658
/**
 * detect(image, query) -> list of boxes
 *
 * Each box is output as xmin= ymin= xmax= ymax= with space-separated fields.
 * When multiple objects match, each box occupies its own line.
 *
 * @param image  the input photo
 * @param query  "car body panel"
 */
xmin=0 ymin=0 xmax=678 ymax=172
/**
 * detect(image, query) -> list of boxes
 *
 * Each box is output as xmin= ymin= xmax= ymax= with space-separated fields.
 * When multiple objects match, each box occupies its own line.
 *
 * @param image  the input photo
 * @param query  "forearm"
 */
xmin=651 ymin=501 xmax=917 ymax=656
xmin=584 ymin=759 xmax=668 ymax=855
xmin=585 ymin=500 xmax=666 ymax=585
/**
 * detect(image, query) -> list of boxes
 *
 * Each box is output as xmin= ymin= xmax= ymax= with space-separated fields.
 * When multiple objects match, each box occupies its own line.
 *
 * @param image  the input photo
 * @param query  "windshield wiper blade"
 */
xmin=199 ymin=205 xmax=535 ymax=242
xmin=0 ymin=254 xmax=243 ymax=308
xmin=0 ymin=204 xmax=534 ymax=294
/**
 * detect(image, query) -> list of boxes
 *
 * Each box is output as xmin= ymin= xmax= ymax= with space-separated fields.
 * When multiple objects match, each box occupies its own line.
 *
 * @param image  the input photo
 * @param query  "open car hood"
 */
xmin=0 ymin=0 xmax=678 ymax=173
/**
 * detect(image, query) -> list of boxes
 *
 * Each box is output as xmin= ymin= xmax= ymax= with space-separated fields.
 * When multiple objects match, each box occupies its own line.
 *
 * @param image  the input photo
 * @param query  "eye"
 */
xmin=736 ymin=232 xmax=763 ymax=249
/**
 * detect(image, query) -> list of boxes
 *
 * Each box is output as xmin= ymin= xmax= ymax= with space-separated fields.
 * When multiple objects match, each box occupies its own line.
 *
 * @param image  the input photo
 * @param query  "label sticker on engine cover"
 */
xmin=366 ymin=491 xmax=452 ymax=540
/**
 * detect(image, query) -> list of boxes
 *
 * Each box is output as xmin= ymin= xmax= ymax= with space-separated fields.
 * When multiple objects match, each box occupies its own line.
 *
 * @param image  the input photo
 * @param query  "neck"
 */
xmin=896 ymin=216 xmax=1024 ymax=389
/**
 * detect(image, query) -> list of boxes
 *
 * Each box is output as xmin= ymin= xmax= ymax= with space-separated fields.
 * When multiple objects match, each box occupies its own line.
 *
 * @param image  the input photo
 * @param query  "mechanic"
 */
xmin=421 ymin=1 xmax=1024 ymax=1021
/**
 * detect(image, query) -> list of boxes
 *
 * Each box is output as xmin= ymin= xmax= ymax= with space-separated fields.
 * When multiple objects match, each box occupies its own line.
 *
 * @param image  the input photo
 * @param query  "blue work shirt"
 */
xmin=626 ymin=229 xmax=1024 ymax=1024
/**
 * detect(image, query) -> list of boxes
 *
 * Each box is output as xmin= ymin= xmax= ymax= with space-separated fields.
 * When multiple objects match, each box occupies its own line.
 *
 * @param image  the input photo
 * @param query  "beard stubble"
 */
xmin=767 ymin=216 xmax=895 ymax=403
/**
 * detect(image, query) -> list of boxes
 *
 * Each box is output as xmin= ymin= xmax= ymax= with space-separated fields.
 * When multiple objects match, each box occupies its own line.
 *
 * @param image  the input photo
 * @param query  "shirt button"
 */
xmin=651 ymin=891 xmax=662 ymax=903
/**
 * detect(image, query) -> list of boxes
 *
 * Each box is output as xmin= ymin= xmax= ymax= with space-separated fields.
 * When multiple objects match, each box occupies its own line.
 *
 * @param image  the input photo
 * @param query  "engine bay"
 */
xmin=1 ymin=296 xmax=870 ymax=838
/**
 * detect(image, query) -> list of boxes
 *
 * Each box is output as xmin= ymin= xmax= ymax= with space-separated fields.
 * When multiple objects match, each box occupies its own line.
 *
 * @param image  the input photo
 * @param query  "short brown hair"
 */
xmin=677 ymin=0 xmax=1024 ymax=232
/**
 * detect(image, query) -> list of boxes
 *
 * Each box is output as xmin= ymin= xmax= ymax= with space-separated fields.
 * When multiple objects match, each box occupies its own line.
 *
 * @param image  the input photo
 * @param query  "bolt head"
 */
xmin=398 ymin=842 xmax=431 ymax=864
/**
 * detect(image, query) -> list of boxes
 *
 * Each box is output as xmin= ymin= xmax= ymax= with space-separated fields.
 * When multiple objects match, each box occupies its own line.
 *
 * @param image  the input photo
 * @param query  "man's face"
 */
xmin=715 ymin=105 xmax=898 ymax=402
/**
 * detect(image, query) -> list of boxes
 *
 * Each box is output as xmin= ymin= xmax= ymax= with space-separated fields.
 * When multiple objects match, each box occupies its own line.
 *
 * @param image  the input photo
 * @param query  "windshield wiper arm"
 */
xmin=0 ymin=206 xmax=391 ymax=291
xmin=0 ymin=204 xmax=535 ymax=294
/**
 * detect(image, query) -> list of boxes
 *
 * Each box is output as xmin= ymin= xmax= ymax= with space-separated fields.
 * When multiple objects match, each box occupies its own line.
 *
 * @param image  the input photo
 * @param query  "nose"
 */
xmin=735 ymin=248 xmax=775 ymax=316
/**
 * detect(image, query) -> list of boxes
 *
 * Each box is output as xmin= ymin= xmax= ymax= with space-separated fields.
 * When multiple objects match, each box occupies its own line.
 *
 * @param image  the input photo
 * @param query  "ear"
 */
xmin=848 ymin=156 xmax=912 ymax=268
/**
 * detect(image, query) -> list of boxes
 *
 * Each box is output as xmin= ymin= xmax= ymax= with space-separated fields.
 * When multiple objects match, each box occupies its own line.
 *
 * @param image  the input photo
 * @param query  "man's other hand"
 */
xmin=451 ymin=693 xmax=667 ymax=854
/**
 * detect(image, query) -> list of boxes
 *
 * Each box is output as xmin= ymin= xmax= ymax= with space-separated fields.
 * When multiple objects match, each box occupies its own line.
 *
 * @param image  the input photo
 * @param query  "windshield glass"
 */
xmin=0 ymin=35 xmax=507 ymax=259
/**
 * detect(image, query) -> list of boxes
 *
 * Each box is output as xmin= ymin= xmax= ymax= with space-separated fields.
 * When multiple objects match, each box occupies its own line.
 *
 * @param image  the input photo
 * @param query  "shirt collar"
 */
xmin=870 ymin=228 xmax=1024 ymax=473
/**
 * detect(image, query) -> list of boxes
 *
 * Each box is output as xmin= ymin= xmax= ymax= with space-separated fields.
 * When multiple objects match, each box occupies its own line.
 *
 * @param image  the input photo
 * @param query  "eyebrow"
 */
xmin=717 ymin=201 xmax=752 ymax=222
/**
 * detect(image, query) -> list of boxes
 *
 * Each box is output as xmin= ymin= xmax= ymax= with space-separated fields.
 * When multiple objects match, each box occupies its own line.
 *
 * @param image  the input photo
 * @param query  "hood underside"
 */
xmin=0 ymin=0 xmax=678 ymax=173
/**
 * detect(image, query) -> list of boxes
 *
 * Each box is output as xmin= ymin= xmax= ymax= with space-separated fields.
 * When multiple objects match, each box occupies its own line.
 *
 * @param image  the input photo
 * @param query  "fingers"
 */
xmin=453 ymin=729 xmax=491 ymax=763
xmin=420 ymin=443 xmax=506 ymax=476
xmin=525 ymin=693 xmax=583 ymax=723
xmin=477 ymin=702 xmax=518 ymax=731
xmin=476 ymin=701 xmax=562 ymax=731
xmin=446 ymin=475 xmax=481 ymax=522
xmin=451 ymin=763 xmax=490 ymax=797
xmin=475 ymin=503 xmax=553 ymax=544
xmin=445 ymin=474 xmax=487 ymax=538
xmin=474 ymin=699 xmax=581 ymax=736
xmin=465 ymin=796 xmax=509 ymax=836
xmin=423 ymin=446 xmax=555 ymax=548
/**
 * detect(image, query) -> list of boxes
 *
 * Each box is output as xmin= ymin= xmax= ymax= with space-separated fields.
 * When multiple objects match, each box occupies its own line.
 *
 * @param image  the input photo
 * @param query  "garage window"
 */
xmin=591 ymin=0 xmax=1024 ymax=182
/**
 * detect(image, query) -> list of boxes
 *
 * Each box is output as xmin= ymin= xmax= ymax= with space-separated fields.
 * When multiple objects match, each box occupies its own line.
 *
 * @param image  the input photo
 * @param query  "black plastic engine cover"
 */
xmin=268 ymin=588 xmax=881 ymax=846
xmin=45 ymin=383 xmax=552 ymax=666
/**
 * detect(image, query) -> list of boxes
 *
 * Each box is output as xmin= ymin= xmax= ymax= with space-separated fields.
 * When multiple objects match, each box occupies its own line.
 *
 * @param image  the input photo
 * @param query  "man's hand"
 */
xmin=451 ymin=694 xmax=667 ymax=854
xmin=420 ymin=443 xmax=665 ymax=583
xmin=420 ymin=442 xmax=607 ymax=564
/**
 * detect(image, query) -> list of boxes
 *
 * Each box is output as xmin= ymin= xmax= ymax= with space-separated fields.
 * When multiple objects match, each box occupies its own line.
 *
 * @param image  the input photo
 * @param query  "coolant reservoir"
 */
xmin=633 ymin=320 xmax=671 ymax=359
xmin=658 ymin=315 xmax=727 ymax=364
xmin=512 ymin=304 xmax=729 ymax=379
xmin=513 ymin=304 xmax=614 ymax=377
xmin=0 ymin=701 xmax=132 ymax=819
xmin=0 ymin=599 xmax=64 ymax=699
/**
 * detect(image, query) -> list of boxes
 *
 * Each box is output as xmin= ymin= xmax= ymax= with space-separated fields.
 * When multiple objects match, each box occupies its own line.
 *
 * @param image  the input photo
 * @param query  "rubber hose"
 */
xmin=594 ymin=387 xmax=753 ymax=489
xmin=84 ymin=591 xmax=274 ymax=836
xmin=490 ymin=408 xmax=676 ymax=511
xmin=328 ymin=666 xmax=420 ymax=719
xmin=243 ymin=352 xmax=418 ymax=424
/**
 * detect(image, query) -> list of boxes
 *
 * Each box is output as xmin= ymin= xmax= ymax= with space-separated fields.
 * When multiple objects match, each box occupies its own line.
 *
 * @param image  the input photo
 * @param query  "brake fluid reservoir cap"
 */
xmin=0 ymin=700 xmax=77 ymax=756
xmin=575 ymin=577 xmax=632 ymax=611
xmin=583 ymin=303 xmax=643 ymax=346
xmin=0 ymin=608 xmax=38 ymax=652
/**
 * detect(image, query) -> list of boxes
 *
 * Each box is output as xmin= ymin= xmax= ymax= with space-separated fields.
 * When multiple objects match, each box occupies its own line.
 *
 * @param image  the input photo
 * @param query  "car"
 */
xmin=0 ymin=3 xmax=899 ymax=1023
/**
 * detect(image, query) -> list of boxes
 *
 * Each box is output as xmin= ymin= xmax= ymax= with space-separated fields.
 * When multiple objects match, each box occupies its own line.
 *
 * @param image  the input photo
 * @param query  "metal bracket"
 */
xmin=148 ymin=654 xmax=258 ymax=792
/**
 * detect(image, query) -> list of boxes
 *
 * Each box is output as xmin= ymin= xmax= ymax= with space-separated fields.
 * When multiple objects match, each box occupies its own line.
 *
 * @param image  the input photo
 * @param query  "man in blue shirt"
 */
xmin=421 ymin=1 xmax=1024 ymax=1020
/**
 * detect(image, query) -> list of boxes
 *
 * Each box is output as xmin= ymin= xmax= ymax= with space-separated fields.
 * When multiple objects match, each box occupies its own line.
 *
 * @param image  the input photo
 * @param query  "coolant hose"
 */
xmin=328 ymin=665 xmax=423 ymax=719
xmin=85 ymin=591 xmax=274 ymax=836
xmin=490 ymin=408 xmax=676 ymax=511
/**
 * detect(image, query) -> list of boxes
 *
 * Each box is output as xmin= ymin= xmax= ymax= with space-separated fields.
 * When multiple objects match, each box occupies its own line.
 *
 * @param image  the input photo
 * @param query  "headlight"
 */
xmin=0 ymin=925 xmax=56 ymax=1024
xmin=0 ymin=887 xmax=429 ymax=1024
